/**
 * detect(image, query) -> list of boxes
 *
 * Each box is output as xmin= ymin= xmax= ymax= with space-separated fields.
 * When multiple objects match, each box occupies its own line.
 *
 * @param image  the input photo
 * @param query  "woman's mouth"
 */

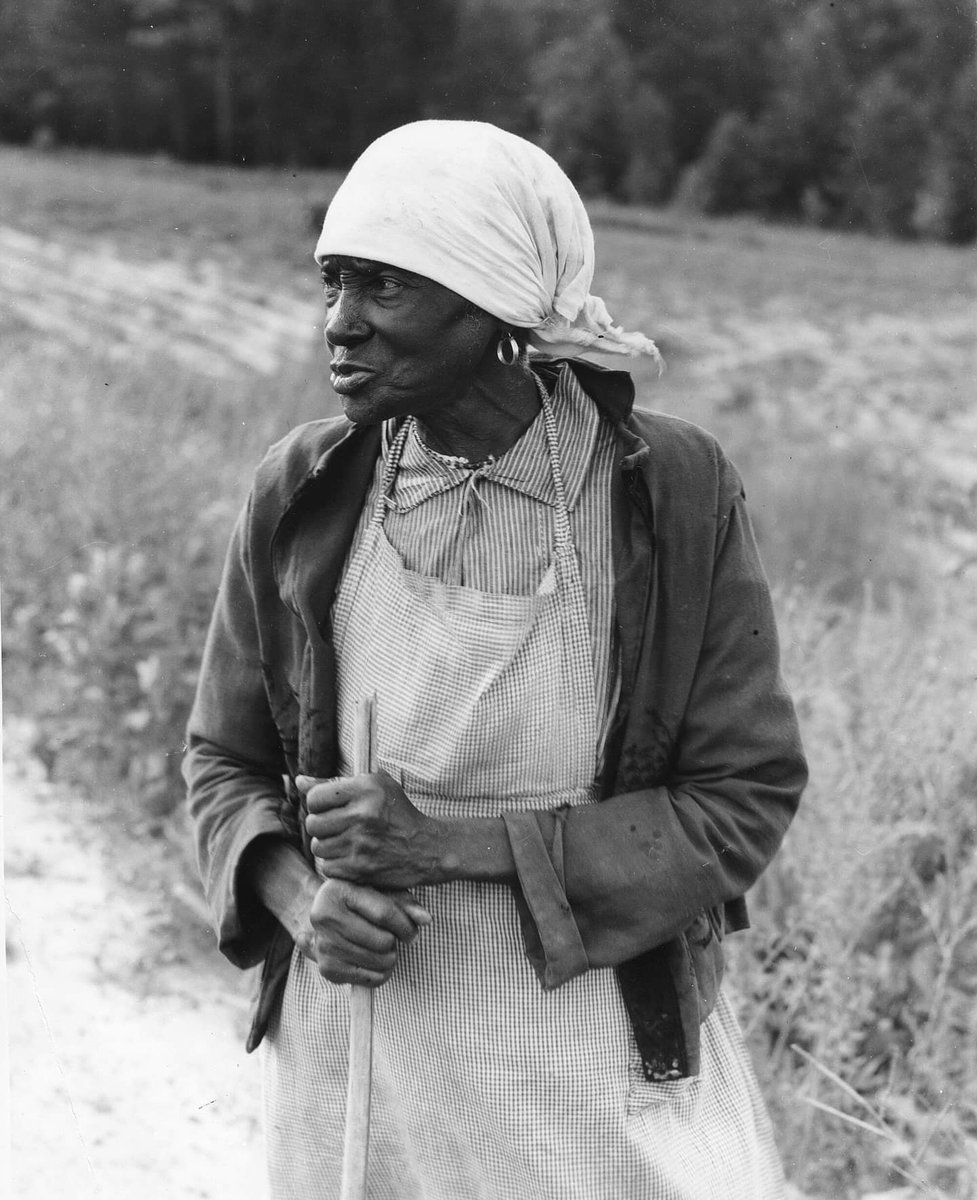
xmin=329 ymin=362 xmax=375 ymax=395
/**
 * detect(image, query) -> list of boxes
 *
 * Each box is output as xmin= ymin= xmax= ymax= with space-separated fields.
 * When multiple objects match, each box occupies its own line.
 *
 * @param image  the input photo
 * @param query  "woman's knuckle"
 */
xmin=353 ymin=822 xmax=375 ymax=850
xmin=349 ymin=847 xmax=371 ymax=874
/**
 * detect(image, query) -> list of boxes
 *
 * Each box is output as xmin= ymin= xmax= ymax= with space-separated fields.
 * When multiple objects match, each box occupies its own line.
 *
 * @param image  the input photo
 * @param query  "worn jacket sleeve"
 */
xmin=502 ymin=486 xmax=806 ymax=989
xmin=183 ymin=495 xmax=296 ymax=970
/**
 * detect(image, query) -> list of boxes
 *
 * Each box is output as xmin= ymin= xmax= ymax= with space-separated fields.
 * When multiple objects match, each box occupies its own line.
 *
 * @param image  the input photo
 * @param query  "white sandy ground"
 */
xmin=3 ymin=721 xmax=270 ymax=1200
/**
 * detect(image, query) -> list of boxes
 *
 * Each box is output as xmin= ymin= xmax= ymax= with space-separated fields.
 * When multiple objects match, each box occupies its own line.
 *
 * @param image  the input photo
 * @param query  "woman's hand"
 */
xmin=303 ymin=877 xmax=431 ymax=987
xmin=298 ymin=771 xmax=444 ymax=889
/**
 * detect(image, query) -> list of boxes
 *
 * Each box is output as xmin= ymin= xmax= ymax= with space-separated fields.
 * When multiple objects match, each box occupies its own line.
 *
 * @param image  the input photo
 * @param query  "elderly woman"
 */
xmin=185 ymin=121 xmax=806 ymax=1199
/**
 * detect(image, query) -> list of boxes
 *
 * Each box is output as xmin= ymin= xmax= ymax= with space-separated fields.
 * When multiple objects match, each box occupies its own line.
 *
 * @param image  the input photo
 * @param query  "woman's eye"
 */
xmin=319 ymin=272 xmax=404 ymax=301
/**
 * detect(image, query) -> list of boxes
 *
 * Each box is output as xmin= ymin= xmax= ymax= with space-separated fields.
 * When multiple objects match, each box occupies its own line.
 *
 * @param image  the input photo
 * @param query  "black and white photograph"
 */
xmin=2 ymin=3 xmax=975 ymax=1198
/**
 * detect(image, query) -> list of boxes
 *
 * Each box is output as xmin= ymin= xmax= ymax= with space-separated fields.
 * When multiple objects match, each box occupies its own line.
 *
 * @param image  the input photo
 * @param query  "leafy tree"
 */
xmin=677 ymin=110 xmax=767 ymax=216
xmin=828 ymin=0 xmax=974 ymax=102
xmin=925 ymin=65 xmax=977 ymax=244
xmin=620 ymin=84 xmax=675 ymax=204
xmin=612 ymin=0 xmax=786 ymax=167
xmin=757 ymin=4 xmax=856 ymax=219
xmin=751 ymin=0 xmax=976 ymax=239
xmin=0 ymin=0 xmax=48 ymax=142
xmin=433 ymin=1 xmax=537 ymax=135
xmin=1 ymin=0 xmax=972 ymax=240
xmin=842 ymin=73 xmax=930 ymax=236
xmin=130 ymin=0 xmax=248 ymax=161
xmin=237 ymin=0 xmax=456 ymax=166
xmin=533 ymin=11 xmax=636 ymax=196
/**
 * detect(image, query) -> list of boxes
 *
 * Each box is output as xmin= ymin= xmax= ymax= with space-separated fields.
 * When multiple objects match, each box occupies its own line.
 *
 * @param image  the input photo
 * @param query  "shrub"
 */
xmin=620 ymin=85 xmax=676 ymax=205
xmin=919 ymin=67 xmax=977 ymax=245
xmin=533 ymin=14 xmax=636 ymax=197
xmin=675 ymin=111 xmax=768 ymax=216
xmin=842 ymin=74 xmax=931 ymax=238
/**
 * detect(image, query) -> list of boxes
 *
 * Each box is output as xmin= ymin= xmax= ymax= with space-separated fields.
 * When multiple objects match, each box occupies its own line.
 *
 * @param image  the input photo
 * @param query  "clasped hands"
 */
xmin=295 ymin=770 xmax=440 ymax=987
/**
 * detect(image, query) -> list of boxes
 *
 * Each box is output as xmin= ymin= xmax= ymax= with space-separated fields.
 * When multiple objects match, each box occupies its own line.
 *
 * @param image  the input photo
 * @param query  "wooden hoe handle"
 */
xmin=341 ymin=694 xmax=377 ymax=1200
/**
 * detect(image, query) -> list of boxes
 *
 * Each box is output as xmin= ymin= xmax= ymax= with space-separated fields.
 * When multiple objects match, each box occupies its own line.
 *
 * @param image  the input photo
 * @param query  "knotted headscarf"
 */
xmin=314 ymin=120 xmax=661 ymax=363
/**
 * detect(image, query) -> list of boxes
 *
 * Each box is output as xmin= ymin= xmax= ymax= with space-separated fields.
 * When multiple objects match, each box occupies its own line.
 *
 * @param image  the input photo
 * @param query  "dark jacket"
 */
xmin=184 ymin=358 xmax=807 ymax=1080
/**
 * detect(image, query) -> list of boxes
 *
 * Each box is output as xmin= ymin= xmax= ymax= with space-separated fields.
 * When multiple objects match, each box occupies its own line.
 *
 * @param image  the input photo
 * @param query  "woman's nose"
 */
xmin=324 ymin=291 xmax=370 ymax=347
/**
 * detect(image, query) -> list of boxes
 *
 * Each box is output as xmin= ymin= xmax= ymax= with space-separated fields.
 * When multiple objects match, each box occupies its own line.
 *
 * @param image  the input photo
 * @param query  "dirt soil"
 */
xmin=4 ymin=720 xmax=269 ymax=1199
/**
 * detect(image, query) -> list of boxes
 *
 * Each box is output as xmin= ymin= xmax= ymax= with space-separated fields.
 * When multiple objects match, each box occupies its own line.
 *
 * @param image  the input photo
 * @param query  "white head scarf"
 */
xmin=314 ymin=120 xmax=661 ymax=362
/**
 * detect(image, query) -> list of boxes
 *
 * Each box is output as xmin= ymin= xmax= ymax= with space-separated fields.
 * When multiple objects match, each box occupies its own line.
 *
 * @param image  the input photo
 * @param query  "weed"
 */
xmin=730 ymin=589 xmax=977 ymax=1197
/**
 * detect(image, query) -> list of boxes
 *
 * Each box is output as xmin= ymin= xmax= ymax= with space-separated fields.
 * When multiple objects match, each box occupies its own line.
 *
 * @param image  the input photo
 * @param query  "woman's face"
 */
xmin=320 ymin=256 xmax=499 ymax=425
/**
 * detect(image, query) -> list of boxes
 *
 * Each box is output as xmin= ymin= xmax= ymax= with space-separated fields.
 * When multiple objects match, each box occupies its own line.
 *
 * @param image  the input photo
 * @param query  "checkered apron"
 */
xmin=261 ymin=390 xmax=786 ymax=1199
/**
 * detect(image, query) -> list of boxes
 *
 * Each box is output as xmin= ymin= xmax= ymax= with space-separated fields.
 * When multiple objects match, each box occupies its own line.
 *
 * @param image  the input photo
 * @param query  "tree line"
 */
xmin=2 ymin=0 xmax=974 ymax=241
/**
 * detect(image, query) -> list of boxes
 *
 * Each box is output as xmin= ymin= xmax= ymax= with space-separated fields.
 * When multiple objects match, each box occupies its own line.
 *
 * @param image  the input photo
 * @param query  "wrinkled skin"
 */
xmin=303 ymin=770 xmax=443 ymax=889
xmin=296 ymin=772 xmax=442 ymax=986
xmin=320 ymin=255 xmax=538 ymax=461
xmin=303 ymin=874 xmax=431 ymax=987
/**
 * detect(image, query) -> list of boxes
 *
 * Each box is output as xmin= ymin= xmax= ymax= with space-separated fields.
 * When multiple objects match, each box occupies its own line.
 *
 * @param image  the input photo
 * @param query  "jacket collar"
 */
xmin=536 ymin=356 xmax=636 ymax=423
xmin=545 ymin=357 xmax=651 ymax=473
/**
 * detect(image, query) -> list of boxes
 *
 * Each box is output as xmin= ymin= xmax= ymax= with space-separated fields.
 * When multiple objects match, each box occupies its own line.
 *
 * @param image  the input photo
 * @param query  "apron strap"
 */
xmin=531 ymin=371 xmax=574 ymax=554
xmin=375 ymin=373 xmax=577 ymax=573
xmin=372 ymin=418 xmax=413 ymax=526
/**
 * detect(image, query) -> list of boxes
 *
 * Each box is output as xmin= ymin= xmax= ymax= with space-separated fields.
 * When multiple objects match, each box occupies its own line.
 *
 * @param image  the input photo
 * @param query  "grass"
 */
xmin=2 ymin=144 xmax=975 ymax=1197
xmin=735 ymin=589 xmax=977 ymax=1196
xmin=0 ymin=145 xmax=344 ymax=279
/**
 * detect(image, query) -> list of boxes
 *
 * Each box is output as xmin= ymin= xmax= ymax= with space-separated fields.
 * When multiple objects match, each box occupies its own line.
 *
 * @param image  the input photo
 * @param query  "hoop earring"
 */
xmin=496 ymin=330 xmax=520 ymax=366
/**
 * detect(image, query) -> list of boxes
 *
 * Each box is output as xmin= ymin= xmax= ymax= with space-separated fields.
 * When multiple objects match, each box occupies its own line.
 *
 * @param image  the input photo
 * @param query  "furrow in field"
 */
xmin=1 ymin=225 xmax=319 ymax=378
xmin=3 ymin=270 xmax=285 ymax=376
xmin=1 ymin=224 xmax=312 ymax=324
xmin=661 ymin=299 xmax=977 ymax=574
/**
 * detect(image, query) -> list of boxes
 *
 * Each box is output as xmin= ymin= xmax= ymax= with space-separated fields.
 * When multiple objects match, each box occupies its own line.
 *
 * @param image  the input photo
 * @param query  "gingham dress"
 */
xmin=260 ymin=371 xmax=785 ymax=1199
